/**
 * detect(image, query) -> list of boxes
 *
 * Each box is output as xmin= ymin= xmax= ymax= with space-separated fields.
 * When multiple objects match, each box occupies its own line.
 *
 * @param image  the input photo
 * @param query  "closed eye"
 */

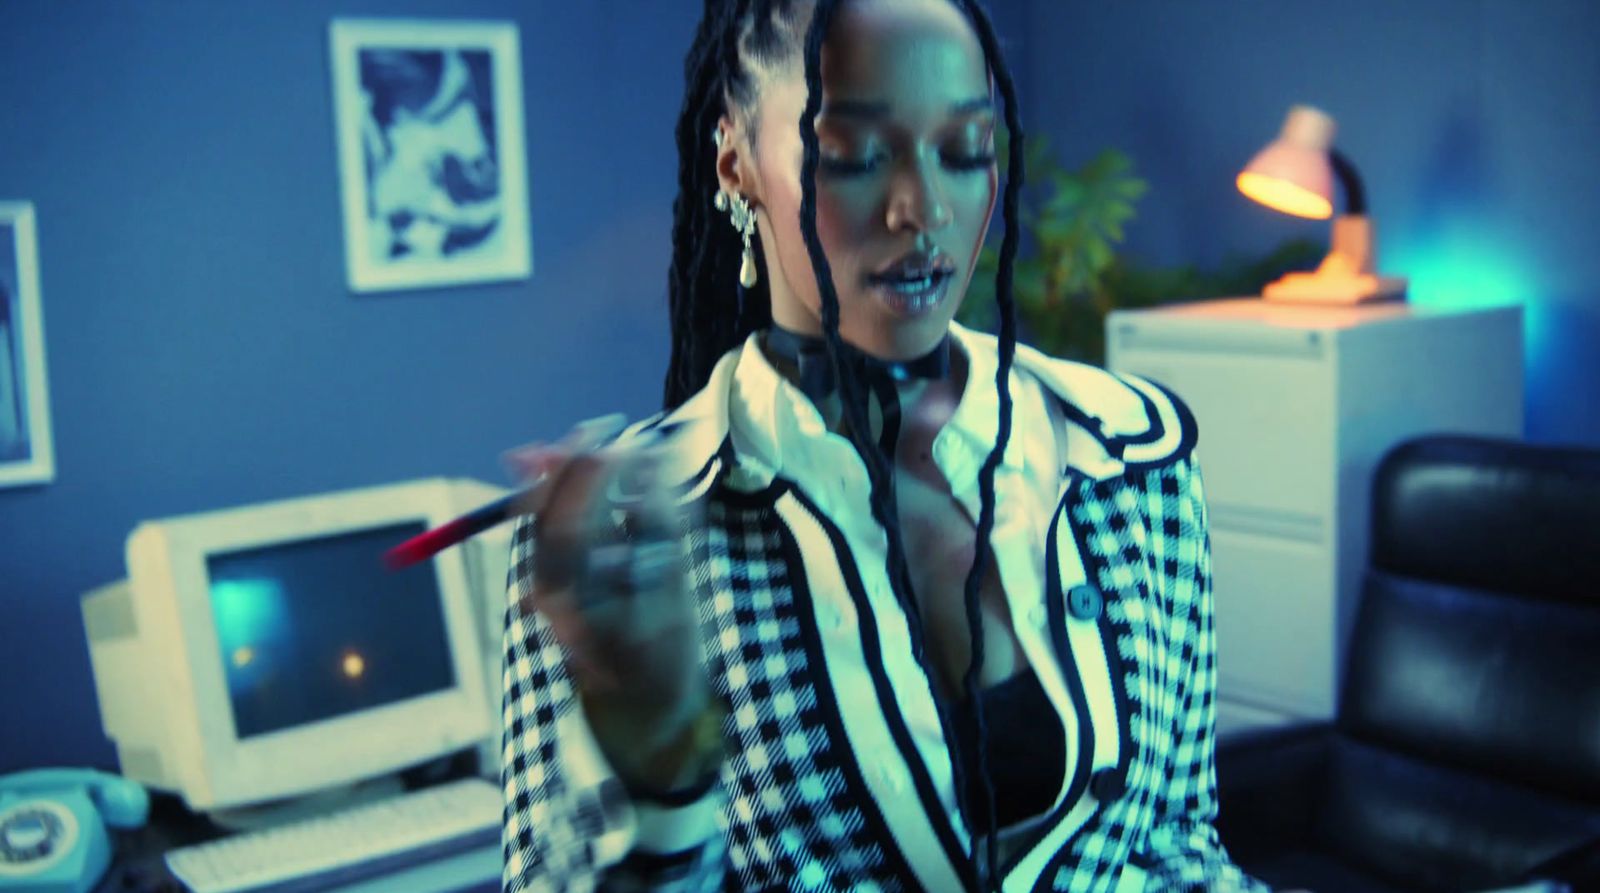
xmin=819 ymin=154 xmax=887 ymax=177
xmin=943 ymin=152 xmax=996 ymax=172
xmin=818 ymin=151 xmax=996 ymax=178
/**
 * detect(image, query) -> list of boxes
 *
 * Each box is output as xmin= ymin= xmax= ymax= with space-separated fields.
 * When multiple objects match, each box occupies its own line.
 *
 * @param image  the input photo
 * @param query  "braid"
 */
xmin=799 ymin=0 xmax=1025 ymax=886
xmin=795 ymin=3 xmax=925 ymax=657
xmin=663 ymin=0 xmax=770 ymax=409
xmin=795 ymin=3 xmax=982 ymax=890
xmin=795 ymin=0 xmax=889 ymax=521
xmin=663 ymin=3 xmax=730 ymax=408
xmin=949 ymin=4 xmax=1022 ymax=888
xmin=665 ymin=0 xmax=821 ymax=410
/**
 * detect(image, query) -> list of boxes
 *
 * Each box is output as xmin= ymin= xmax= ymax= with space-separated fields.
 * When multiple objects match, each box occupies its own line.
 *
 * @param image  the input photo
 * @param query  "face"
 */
xmin=720 ymin=0 xmax=999 ymax=360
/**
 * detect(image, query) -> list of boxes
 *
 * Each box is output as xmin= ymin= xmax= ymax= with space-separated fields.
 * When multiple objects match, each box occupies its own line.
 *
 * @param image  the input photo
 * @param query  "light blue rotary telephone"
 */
xmin=0 ymin=769 xmax=149 ymax=893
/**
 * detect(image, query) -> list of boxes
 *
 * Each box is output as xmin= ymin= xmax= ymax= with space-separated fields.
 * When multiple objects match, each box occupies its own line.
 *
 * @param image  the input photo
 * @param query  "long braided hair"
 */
xmin=663 ymin=1 xmax=1025 ymax=887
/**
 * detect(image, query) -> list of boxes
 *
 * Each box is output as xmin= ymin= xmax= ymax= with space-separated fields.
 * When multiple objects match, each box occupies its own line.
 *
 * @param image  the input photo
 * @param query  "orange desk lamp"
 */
xmin=1237 ymin=104 xmax=1408 ymax=304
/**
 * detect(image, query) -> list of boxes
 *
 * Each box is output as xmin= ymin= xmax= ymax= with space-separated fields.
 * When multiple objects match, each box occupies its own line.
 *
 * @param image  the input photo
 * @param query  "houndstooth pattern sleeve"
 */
xmin=500 ymin=514 xmax=730 ymax=893
xmin=1141 ymin=453 xmax=1270 ymax=892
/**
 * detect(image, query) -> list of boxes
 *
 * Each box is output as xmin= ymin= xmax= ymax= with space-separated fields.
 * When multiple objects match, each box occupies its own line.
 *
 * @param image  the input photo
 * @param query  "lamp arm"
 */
xmin=1329 ymin=148 xmax=1368 ymax=216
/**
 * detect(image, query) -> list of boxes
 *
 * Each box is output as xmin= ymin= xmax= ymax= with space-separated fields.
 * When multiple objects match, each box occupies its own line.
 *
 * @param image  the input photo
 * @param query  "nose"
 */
xmin=885 ymin=157 xmax=952 ymax=234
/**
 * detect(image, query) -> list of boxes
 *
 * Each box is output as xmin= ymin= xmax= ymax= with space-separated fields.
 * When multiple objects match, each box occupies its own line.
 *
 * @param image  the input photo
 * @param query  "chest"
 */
xmin=689 ymin=468 xmax=1185 ymax=892
xmin=891 ymin=422 xmax=1042 ymax=700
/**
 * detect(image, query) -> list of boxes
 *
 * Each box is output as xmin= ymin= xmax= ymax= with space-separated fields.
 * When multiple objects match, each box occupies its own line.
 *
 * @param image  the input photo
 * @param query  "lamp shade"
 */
xmin=1236 ymin=105 xmax=1337 ymax=219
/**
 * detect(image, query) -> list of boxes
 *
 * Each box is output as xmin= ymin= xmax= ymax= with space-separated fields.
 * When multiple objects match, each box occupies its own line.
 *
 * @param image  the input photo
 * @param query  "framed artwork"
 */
xmin=329 ymin=19 xmax=532 ymax=293
xmin=0 ymin=202 xmax=55 ymax=487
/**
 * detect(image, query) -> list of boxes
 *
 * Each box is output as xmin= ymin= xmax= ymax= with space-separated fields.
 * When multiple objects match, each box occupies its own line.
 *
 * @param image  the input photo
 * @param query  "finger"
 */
xmin=593 ymin=454 xmax=665 ymax=541
xmin=519 ymin=426 xmax=688 ymax=637
xmin=521 ymin=446 xmax=614 ymax=527
xmin=501 ymin=442 xmax=564 ymax=482
xmin=575 ymin=480 xmax=690 ymax=611
xmin=505 ymin=451 xmax=571 ymax=521
xmin=531 ymin=560 xmax=691 ymax=699
xmin=526 ymin=443 xmax=684 ymax=610
xmin=575 ymin=539 xmax=682 ymax=604
xmin=502 ymin=412 xmax=630 ymax=511
xmin=530 ymin=450 xmax=670 ymax=600
xmin=566 ymin=413 xmax=629 ymax=451
xmin=533 ymin=588 xmax=622 ymax=691
xmin=571 ymin=571 xmax=699 ymax=698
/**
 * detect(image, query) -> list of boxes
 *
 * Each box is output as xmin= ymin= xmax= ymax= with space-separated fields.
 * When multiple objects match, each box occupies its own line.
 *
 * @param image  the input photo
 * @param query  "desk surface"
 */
xmin=97 ymin=788 xmax=501 ymax=893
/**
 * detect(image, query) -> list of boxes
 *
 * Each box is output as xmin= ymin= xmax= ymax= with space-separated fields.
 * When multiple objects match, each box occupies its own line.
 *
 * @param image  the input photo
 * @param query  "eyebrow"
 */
xmin=820 ymin=96 xmax=994 ymax=121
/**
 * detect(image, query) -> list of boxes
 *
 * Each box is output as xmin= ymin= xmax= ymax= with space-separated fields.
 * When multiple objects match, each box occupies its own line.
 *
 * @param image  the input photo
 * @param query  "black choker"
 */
xmin=762 ymin=325 xmax=951 ymax=404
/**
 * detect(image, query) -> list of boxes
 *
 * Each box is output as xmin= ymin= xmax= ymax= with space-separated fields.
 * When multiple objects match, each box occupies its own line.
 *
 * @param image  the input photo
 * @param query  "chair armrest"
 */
xmin=1215 ymin=722 xmax=1334 ymax=859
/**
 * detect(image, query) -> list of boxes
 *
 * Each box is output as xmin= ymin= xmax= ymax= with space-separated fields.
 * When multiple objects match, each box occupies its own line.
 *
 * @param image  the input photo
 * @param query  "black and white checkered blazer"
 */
xmin=501 ymin=324 xmax=1269 ymax=893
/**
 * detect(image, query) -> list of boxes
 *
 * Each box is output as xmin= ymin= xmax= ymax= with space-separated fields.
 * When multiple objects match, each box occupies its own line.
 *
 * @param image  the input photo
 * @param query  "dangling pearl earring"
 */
xmin=711 ymin=126 xmax=758 ymax=289
xmin=716 ymin=188 xmax=759 ymax=289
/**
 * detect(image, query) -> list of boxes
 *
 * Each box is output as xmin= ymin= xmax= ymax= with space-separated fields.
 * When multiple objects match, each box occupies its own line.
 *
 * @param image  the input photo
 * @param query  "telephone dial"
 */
xmin=0 ymin=769 xmax=148 ymax=893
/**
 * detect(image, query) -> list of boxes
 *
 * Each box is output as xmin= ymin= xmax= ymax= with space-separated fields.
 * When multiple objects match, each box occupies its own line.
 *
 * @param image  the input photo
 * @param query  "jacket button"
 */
xmin=1090 ymin=767 xmax=1124 ymax=802
xmin=1067 ymin=584 xmax=1103 ymax=620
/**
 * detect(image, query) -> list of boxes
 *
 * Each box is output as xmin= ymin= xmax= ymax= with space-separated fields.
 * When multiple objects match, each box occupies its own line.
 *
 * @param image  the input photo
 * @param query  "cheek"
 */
xmin=814 ymin=190 xmax=879 ymax=261
xmin=954 ymin=172 xmax=999 ymax=226
xmin=776 ymin=184 xmax=875 ymax=293
xmin=953 ymin=173 xmax=999 ymax=260
xmin=763 ymin=183 xmax=813 ymax=277
xmin=755 ymin=181 xmax=827 ymax=312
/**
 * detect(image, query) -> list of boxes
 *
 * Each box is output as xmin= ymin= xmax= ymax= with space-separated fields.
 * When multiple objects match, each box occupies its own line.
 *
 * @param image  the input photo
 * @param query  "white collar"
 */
xmin=725 ymin=323 xmax=1036 ymax=487
xmin=649 ymin=322 xmax=1194 ymax=495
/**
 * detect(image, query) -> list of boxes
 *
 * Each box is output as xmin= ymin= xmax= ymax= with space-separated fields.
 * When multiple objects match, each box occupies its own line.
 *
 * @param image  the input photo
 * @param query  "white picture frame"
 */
xmin=0 ymin=201 xmax=55 ymax=488
xmin=329 ymin=19 xmax=532 ymax=293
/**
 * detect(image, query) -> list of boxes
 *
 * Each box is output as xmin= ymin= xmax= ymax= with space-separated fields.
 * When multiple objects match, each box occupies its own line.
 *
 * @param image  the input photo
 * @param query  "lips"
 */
xmin=868 ymin=251 xmax=956 ymax=285
xmin=866 ymin=251 xmax=956 ymax=315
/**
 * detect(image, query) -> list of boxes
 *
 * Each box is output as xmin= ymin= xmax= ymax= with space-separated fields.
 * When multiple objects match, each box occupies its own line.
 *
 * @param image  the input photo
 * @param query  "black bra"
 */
xmin=952 ymin=669 xmax=1067 ymax=832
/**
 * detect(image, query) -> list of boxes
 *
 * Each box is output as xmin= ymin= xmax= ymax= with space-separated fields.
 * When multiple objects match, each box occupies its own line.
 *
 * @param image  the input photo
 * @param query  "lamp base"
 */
xmin=1262 ymin=270 xmax=1408 ymax=305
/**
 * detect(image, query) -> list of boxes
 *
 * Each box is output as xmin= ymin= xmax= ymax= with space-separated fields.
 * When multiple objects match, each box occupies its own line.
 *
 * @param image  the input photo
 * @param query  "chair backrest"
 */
xmin=1339 ymin=434 xmax=1600 ymax=803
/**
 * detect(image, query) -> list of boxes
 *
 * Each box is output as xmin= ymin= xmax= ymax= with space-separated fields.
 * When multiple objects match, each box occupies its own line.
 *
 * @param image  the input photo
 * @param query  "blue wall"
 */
xmin=0 ymin=0 xmax=700 ymax=772
xmin=2 ymin=0 xmax=1592 ymax=774
xmin=1024 ymin=0 xmax=1600 ymax=446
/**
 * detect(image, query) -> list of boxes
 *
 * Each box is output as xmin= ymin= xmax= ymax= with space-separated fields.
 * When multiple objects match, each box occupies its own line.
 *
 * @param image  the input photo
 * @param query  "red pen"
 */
xmin=384 ymin=417 xmax=681 ymax=570
xmin=384 ymin=491 xmax=521 ymax=569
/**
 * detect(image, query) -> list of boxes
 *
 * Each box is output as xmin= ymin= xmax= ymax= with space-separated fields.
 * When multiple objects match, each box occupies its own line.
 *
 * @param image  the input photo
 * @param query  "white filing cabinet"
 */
xmin=1105 ymin=299 xmax=1523 ymax=739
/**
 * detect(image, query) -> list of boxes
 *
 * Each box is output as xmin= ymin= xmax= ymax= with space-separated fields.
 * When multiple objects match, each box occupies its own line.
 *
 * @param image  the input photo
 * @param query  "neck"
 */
xmin=761 ymin=324 xmax=964 ymax=443
xmin=762 ymin=323 xmax=952 ymax=398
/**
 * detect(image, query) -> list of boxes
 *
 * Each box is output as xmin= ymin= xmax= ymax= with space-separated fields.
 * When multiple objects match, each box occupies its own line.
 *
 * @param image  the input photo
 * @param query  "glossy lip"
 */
xmin=867 ymin=249 xmax=957 ymax=283
xmin=870 ymin=269 xmax=954 ymax=317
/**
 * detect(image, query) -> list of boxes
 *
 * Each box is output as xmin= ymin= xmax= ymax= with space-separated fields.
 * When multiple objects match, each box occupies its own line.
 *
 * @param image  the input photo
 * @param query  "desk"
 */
xmin=95 ymin=790 xmax=500 ymax=893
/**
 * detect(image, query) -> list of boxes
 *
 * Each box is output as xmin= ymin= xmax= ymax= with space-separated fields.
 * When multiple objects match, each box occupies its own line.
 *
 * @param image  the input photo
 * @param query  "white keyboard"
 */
xmin=165 ymin=778 xmax=502 ymax=893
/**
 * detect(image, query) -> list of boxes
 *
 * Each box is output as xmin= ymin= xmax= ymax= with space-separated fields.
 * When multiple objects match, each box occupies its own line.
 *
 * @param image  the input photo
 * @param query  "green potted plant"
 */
xmin=959 ymin=133 xmax=1322 ymax=365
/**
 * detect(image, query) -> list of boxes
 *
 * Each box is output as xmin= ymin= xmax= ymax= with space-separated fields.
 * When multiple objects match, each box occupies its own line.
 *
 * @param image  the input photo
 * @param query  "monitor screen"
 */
xmin=205 ymin=521 xmax=457 ymax=739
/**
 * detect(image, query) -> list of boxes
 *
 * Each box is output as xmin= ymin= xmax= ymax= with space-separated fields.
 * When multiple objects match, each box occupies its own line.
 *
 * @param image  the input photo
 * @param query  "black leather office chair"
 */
xmin=1214 ymin=434 xmax=1600 ymax=893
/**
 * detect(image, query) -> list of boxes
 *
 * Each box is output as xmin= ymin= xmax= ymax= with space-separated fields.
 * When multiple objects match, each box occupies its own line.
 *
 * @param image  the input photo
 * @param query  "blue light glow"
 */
xmin=1385 ymin=223 xmax=1550 ymax=366
xmin=210 ymin=577 xmax=290 ymax=692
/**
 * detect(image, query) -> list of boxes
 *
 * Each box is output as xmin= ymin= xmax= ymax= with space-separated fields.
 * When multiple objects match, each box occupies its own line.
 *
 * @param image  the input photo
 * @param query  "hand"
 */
xmin=508 ymin=417 xmax=716 ymax=792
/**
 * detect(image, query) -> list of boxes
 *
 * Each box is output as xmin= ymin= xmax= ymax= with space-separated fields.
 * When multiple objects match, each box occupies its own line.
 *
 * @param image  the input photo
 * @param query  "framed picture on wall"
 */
xmin=0 ymin=202 xmax=55 ymax=487
xmin=329 ymin=19 xmax=532 ymax=293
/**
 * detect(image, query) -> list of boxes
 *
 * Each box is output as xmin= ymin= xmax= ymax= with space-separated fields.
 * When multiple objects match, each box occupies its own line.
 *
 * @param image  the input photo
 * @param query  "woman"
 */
xmin=500 ymin=1 xmax=1272 ymax=890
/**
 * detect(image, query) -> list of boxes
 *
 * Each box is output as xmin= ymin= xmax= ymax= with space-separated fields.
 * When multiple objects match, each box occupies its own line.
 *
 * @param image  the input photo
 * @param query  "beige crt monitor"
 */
xmin=81 ymin=478 xmax=512 ymax=813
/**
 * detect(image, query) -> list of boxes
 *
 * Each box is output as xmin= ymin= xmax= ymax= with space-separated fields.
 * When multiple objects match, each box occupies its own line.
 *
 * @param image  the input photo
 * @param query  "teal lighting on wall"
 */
xmin=1386 ymin=222 xmax=1546 ymax=355
xmin=1386 ymin=223 xmax=1551 ymax=427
